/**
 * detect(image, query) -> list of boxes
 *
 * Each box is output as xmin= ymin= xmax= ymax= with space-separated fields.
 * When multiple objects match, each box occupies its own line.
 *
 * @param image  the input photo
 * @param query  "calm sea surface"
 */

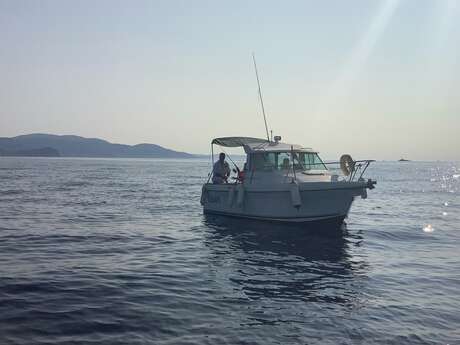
xmin=0 ymin=157 xmax=459 ymax=345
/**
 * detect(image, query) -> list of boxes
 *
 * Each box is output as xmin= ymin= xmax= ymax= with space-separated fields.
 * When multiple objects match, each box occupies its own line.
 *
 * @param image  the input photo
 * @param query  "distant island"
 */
xmin=0 ymin=134 xmax=197 ymax=158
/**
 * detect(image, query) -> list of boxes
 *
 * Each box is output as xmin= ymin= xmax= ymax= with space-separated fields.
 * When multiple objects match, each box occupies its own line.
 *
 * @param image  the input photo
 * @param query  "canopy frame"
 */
xmin=211 ymin=136 xmax=268 ymax=148
xmin=210 ymin=136 xmax=269 ymax=169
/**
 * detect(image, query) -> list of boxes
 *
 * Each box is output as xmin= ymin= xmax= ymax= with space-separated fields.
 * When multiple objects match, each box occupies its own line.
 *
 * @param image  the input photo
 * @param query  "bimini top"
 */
xmin=211 ymin=136 xmax=315 ymax=153
xmin=211 ymin=136 xmax=268 ymax=147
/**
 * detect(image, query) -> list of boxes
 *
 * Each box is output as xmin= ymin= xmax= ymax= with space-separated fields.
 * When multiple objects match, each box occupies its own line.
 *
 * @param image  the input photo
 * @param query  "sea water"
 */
xmin=0 ymin=158 xmax=459 ymax=344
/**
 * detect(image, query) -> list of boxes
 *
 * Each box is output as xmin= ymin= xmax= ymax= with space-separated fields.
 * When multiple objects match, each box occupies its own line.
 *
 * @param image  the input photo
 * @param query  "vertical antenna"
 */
xmin=252 ymin=53 xmax=270 ymax=142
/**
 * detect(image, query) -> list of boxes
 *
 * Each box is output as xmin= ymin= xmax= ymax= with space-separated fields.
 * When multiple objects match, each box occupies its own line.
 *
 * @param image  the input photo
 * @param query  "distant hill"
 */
xmin=0 ymin=146 xmax=60 ymax=157
xmin=0 ymin=134 xmax=196 ymax=158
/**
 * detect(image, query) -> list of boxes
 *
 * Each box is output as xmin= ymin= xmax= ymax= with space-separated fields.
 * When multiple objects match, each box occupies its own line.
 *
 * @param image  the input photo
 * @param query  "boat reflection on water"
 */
xmin=203 ymin=214 xmax=368 ymax=306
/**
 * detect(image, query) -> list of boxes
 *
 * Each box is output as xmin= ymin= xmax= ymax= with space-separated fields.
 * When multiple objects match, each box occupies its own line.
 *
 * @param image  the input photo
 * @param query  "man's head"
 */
xmin=219 ymin=152 xmax=226 ymax=162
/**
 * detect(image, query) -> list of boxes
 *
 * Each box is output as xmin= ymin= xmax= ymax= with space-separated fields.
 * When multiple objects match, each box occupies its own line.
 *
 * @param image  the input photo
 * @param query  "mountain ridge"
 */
xmin=0 ymin=133 xmax=197 ymax=158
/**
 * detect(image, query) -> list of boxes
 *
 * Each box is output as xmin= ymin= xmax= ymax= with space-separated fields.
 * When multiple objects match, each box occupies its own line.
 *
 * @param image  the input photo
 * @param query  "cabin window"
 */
xmin=297 ymin=152 xmax=327 ymax=170
xmin=250 ymin=152 xmax=327 ymax=171
xmin=251 ymin=153 xmax=275 ymax=171
xmin=278 ymin=152 xmax=291 ymax=170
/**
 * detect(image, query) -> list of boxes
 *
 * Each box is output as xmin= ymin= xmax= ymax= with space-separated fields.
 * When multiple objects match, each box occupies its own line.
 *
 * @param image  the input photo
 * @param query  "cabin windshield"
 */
xmin=250 ymin=152 xmax=327 ymax=171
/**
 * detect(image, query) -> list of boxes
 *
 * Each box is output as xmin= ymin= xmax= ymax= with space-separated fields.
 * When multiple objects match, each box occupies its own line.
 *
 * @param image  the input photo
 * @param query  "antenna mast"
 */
xmin=252 ymin=53 xmax=271 ymax=142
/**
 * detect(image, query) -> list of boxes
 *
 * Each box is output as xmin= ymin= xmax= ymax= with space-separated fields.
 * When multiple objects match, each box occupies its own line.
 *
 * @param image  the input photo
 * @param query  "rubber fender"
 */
xmin=227 ymin=186 xmax=235 ymax=206
xmin=200 ymin=185 xmax=207 ymax=205
xmin=290 ymin=182 xmax=302 ymax=207
xmin=236 ymin=184 xmax=245 ymax=206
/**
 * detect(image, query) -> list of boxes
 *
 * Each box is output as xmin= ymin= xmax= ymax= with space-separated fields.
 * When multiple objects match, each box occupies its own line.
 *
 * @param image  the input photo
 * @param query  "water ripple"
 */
xmin=0 ymin=158 xmax=459 ymax=344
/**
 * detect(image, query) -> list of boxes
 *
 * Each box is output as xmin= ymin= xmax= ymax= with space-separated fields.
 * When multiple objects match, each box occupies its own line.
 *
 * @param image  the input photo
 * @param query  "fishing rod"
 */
xmin=219 ymin=146 xmax=241 ymax=172
xmin=252 ymin=53 xmax=271 ymax=142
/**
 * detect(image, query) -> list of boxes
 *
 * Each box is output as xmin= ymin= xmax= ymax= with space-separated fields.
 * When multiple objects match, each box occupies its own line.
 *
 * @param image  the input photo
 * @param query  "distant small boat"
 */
xmin=398 ymin=158 xmax=410 ymax=162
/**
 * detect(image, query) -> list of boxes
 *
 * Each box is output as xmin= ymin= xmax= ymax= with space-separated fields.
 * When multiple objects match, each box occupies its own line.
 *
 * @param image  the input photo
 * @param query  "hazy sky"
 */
xmin=1 ymin=0 xmax=459 ymax=160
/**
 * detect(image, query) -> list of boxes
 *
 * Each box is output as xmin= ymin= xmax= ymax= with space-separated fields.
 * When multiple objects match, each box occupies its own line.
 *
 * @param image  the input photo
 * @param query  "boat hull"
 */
xmin=203 ymin=209 xmax=346 ymax=228
xmin=201 ymin=181 xmax=369 ymax=225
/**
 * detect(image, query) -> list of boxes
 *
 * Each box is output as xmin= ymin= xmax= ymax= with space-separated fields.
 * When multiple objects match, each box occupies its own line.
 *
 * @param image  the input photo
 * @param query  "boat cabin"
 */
xmin=210 ymin=136 xmax=332 ymax=184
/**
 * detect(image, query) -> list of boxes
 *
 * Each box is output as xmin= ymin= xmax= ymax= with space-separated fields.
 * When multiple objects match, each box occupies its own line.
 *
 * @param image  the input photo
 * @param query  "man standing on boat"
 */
xmin=212 ymin=153 xmax=231 ymax=184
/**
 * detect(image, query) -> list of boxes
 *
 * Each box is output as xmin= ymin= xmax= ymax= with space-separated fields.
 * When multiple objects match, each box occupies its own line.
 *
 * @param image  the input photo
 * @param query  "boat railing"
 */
xmin=322 ymin=159 xmax=375 ymax=182
xmin=205 ymin=159 xmax=375 ymax=184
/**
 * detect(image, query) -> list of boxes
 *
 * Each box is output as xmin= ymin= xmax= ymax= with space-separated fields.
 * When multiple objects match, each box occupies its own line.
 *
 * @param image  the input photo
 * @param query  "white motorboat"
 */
xmin=200 ymin=136 xmax=376 ymax=225
xmin=201 ymin=55 xmax=376 ymax=225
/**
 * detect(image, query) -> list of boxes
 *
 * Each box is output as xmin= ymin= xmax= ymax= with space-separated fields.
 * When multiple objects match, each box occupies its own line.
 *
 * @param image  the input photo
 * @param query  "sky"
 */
xmin=0 ymin=0 xmax=459 ymax=160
